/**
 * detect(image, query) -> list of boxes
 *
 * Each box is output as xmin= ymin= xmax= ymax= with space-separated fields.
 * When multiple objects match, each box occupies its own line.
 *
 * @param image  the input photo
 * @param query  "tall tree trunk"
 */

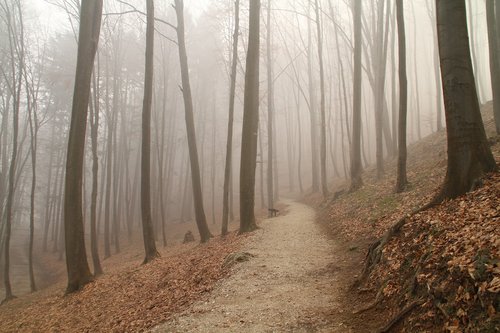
xmin=266 ymin=0 xmax=275 ymax=211
xmin=51 ymin=151 xmax=64 ymax=252
xmin=350 ymin=0 xmax=363 ymax=191
xmin=307 ymin=1 xmax=319 ymax=192
xmin=239 ymin=0 xmax=260 ymax=233
xmin=374 ymin=0 xmax=390 ymax=178
xmin=314 ymin=0 xmax=328 ymax=196
xmin=89 ymin=67 xmax=103 ymax=276
xmin=174 ymin=0 xmax=212 ymax=242
xmin=486 ymin=0 xmax=500 ymax=134
xmin=211 ymin=102 xmax=216 ymax=226
xmin=434 ymin=0 xmax=497 ymax=200
xmin=156 ymin=53 xmax=169 ymax=246
xmin=258 ymin=124 xmax=265 ymax=209
xmin=395 ymin=0 xmax=408 ymax=193
xmin=26 ymin=73 xmax=37 ymax=293
xmin=294 ymin=85 xmax=304 ymax=193
xmin=111 ymin=72 xmax=121 ymax=253
xmin=410 ymin=2 xmax=421 ymax=141
xmin=64 ymin=0 xmax=102 ymax=293
xmin=2 ymin=0 xmax=23 ymax=301
xmin=222 ymin=0 xmax=240 ymax=236
xmin=140 ymin=0 xmax=160 ymax=263
xmin=42 ymin=127 xmax=55 ymax=252
xmin=390 ymin=4 xmax=399 ymax=152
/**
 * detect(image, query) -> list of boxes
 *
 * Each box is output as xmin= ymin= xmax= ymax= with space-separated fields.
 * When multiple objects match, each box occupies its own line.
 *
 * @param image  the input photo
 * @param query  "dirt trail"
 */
xmin=153 ymin=200 xmax=349 ymax=333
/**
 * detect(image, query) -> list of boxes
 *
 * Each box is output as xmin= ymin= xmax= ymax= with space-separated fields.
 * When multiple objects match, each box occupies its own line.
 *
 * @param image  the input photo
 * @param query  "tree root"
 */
xmin=376 ymin=298 xmax=425 ymax=333
xmin=355 ymin=201 xmax=437 ymax=287
xmin=353 ymin=279 xmax=388 ymax=314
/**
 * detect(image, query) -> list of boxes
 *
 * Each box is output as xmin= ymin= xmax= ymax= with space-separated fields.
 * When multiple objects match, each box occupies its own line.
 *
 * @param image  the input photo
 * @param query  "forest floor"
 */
xmin=0 ymin=103 xmax=498 ymax=332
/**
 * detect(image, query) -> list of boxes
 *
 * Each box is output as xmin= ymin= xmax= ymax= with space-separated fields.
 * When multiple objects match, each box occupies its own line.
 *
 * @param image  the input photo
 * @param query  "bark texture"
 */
xmin=140 ymin=0 xmax=160 ymax=263
xmin=239 ymin=0 xmax=260 ymax=234
xmin=395 ymin=0 xmax=408 ymax=193
xmin=435 ymin=0 xmax=497 ymax=200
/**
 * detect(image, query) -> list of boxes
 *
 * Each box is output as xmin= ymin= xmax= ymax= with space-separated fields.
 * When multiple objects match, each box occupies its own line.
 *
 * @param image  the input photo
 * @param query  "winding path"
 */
xmin=153 ymin=200 xmax=349 ymax=332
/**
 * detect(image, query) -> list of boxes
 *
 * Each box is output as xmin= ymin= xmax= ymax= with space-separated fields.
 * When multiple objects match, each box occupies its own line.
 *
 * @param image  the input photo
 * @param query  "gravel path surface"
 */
xmin=153 ymin=200 xmax=348 ymax=332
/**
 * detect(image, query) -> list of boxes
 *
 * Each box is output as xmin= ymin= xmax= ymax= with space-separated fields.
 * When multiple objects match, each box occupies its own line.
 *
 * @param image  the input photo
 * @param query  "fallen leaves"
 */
xmin=308 ymin=102 xmax=500 ymax=332
xmin=369 ymin=172 xmax=500 ymax=332
xmin=0 ymin=232 xmax=246 ymax=332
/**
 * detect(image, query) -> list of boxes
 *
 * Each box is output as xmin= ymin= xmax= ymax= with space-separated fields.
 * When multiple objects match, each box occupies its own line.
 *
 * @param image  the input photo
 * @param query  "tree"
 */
xmin=1 ymin=0 xmax=24 ymax=302
xmin=64 ymin=0 xmax=103 ymax=293
xmin=350 ymin=0 xmax=363 ymax=191
xmin=140 ymin=0 xmax=160 ymax=263
xmin=395 ymin=0 xmax=408 ymax=193
xmin=239 ymin=0 xmax=260 ymax=234
xmin=25 ymin=37 xmax=47 ymax=292
xmin=222 ymin=0 xmax=240 ymax=236
xmin=434 ymin=0 xmax=497 ymax=200
xmin=174 ymin=0 xmax=212 ymax=242
xmin=89 ymin=66 xmax=103 ymax=276
xmin=374 ymin=0 xmax=390 ymax=178
xmin=266 ymin=0 xmax=275 ymax=211
xmin=486 ymin=0 xmax=500 ymax=134
xmin=314 ymin=0 xmax=328 ymax=196
xmin=307 ymin=1 xmax=319 ymax=192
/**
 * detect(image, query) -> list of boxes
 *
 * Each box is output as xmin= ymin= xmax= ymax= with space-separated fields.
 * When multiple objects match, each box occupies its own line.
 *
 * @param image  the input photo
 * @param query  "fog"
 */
xmin=0 ymin=0 xmax=493 ymax=294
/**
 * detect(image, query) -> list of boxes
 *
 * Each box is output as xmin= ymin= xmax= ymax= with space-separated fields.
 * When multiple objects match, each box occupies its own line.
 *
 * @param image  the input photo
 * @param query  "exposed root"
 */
xmin=356 ymin=201 xmax=437 ymax=286
xmin=376 ymin=299 xmax=425 ymax=333
xmin=353 ymin=279 xmax=388 ymax=314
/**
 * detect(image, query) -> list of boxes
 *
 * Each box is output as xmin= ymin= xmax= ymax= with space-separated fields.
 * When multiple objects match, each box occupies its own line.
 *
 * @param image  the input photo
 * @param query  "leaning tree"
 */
xmin=64 ymin=0 xmax=103 ymax=293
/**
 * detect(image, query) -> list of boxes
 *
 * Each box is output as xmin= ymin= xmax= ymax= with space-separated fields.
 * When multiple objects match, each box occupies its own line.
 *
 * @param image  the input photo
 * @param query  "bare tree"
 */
xmin=64 ymin=0 xmax=103 ymax=293
xmin=307 ymin=1 xmax=319 ymax=192
xmin=140 ymin=0 xmax=160 ymax=263
xmin=89 ymin=65 xmax=103 ymax=276
xmin=24 ymin=38 xmax=48 ymax=292
xmin=239 ymin=0 xmax=260 ymax=233
xmin=174 ymin=0 xmax=212 ymax=242
xmin=314 ymin=0 xmax=328 ymax=196
xmin=395 ymin=0 xmax=408 ymax=193
xmin=0 ymin=0 xmax=24 ymax=302
xmin=266 ymin=0 xmax=275 ymax=211
xmin=222 ymin=0 xmax=240 ymax=236
xmin=434 ymin=0 xmax=497 ymax=201
xmin=350 ymin=0 xmax=363 ymax=191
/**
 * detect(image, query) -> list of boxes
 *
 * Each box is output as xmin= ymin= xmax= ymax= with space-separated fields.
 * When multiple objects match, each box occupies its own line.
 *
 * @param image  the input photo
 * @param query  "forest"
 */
xmin=0 ymin=0 xmax=498 ymax=332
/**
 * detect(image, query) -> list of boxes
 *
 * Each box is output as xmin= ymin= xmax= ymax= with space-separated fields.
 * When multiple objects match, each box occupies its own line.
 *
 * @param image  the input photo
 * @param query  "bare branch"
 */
xmin=114 ymin=0 xmax=177 ymax=30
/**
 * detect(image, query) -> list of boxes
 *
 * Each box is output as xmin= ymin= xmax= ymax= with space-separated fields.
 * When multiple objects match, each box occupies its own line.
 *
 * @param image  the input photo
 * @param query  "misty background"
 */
xmin=0 ymin=0 xmax=493 ymax=293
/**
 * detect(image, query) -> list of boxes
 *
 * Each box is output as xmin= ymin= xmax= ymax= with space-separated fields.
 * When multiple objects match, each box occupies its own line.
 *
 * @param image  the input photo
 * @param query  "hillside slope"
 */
xmin=310 ymin=102 xmax=499 ymax=332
